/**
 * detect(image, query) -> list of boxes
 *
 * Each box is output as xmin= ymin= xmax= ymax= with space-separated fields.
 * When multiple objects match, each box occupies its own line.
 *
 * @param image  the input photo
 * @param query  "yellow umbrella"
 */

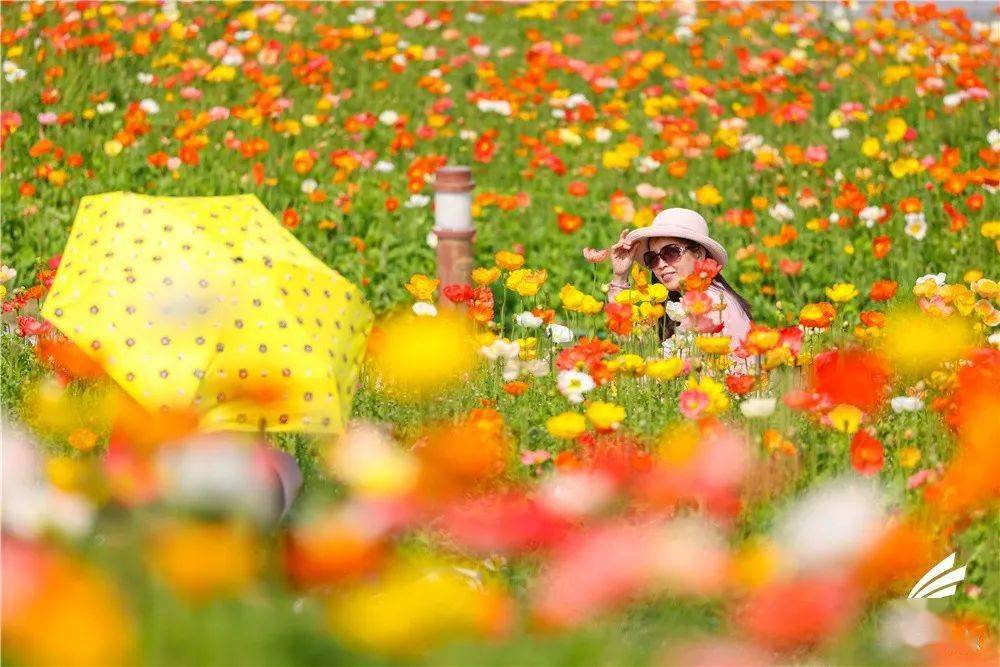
xmin=41 ymin=191 xmax=373 ymax=434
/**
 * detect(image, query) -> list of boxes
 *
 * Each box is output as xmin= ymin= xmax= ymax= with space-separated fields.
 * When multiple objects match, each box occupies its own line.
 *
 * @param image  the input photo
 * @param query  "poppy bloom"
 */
xmin=872 ymin=235 xmax=892 ymax=259
xmin=798 ymin=302 xmax=836 ymax=329
xmin=869 ymin=279 xmax=898 ymax=301
xmin=809 ymin=349 xmax=889 ymax=413
xmin=604 ymin=302 xmax=633 ymax=336
xmin=849 ymin=430 xmax=884 ymax=476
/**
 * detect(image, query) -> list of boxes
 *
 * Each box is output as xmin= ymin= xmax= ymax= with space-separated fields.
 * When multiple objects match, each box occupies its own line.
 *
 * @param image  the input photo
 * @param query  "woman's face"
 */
xmin=645 ymin=236 xmax=705 ymax=290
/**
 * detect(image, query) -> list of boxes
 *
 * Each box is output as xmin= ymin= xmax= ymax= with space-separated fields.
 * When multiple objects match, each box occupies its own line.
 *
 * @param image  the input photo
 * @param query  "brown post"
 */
xmin=432 ymin=167 xmax=475 ymax=298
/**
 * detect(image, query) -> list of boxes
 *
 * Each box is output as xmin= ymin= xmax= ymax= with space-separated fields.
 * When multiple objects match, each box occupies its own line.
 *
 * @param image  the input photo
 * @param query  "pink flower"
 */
xmin=206 ymin=39 xmax=228 ymax=59
xmin=582 ymin=247 xmax=609 ymax=263
xmin=679 ymin=390 xmax=709 ymax=420
xmin=403 ymin=9 xmax=427 ymax=28
xmin=37 ymin=112 xmax=58 ymax=125
xmin=906 ymin=469 xmax=934 ymax=490
xmin=635 ymin=183 xmax=666 ymax=200
xmin=521 ymin=449 xmax=552 ymax=466
xmin=208 ymin=106 xmax=230 ymax=121
xmin=179 ymin=87 xmax=203 ymax=101
xmin=805 ymin=145 xmax=828 ymax=165
xmin=17 ymin=316 xmax=52 ymax=337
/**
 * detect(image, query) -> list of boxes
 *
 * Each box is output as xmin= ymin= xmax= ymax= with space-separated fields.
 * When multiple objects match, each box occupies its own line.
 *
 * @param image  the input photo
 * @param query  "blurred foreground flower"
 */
xmin=326 ymin=557 xmax=512 ymax=658
xmin=880 ymin=307 xmax=976 ymax=376
xmin=368 ymin=311 xmax=479 ymax=398
xmin=2 ymin=538 xmax=134 ymax=666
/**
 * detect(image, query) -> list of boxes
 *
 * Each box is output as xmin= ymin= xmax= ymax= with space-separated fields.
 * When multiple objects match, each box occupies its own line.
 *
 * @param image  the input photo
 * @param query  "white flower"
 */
xmin=459 ymin=129 xmax=478 ymax=141
xmin=546 ymin=323 xmax=574 ymax=344
xmin=412 ymin=301 xmax=438 ymax=317
xmin=988 ymin=129 xmax=1000 ymax=150
xmin=426 ymin=231 xmax=438 ymax=248
xmin=300 ymin=178 xmax=317 ymax=194
xmin=664 ymin=301 xmax=686 ymax=323
xmin=769 ymin=202 xmax=795 ymax=222
xmin=480 ymin=339 xmax=519 ymax=361
xmin=942 ymin=92 xmax=964 ymax=109
xmin=556 ymin=370 xmax=595 ymax=404
xmin=904 ymin=212 xmax=927 ymax=240
xmin=465 ymin=12 xmax=485 ymax=23
xmin=405 ymin=194 xmax=430 ymax=208
xmin=136 ymin=72 xmax=154 ymax=84
xmin=859 ymin=205 xmax=885 ymax=227
xmin=378 ymin=110 xmax=399 ymax=126
xmin=520 ymin=358 xmax=550 ymax=377
xmin=501 ymin=360 xmax=520 ymax=381
xmin=593 ymin=126 xmax=612 ymax=143
xmin=740 ymin=134 xmax=764 ymax=151
xmin=878 ymin=600 xmax=945 ymax=650
xmin=740 ymin=397 xmax=776 ymax=419
xmin=139 ymin=98 xmax=160 ymax=115
xmin=233 ymin=29 xmax=253 ymax=42
xmin=374 ymin=160 xmax=395 ymax=173
xmin=890 ymin=396 xmax=924 ymax=413
xmin=831 ymin=127 xmax=851 ymax=140
xmin=989 ymin=332 xmax=1000 ymax=349
xmin=515 ymin=311 xmax=542 ymax=328
xmin=348 ymin=6 xmax=376 ymax=24
xmin=636 ymin=155 xmax=661 ymax=173
xmin=915 ymin=272 xmax=946 ymax=289
xmin=4 ymin=67 xmax=26 ymax=83
xmin=96 ymin=101 xmax=116 ymax=114
xmin=773 ymin=477 xmax=886 ymax=573
xmin=538 ymin=471 xmax=616 ymax=518
xmin=1 ymin=60 xmax=17 ymax=74
xmin=0 ymin=265 xmax=17 ymax=283
xmin=221 ymin=49 xmax=244 ymax=67
xmin=476 ymin=98 xmax=512 ymax=116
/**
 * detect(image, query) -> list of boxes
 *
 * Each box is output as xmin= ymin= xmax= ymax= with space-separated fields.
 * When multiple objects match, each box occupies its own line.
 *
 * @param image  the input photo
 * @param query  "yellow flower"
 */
xmin=880 ymin=308 xmax=975 ymax=376
xmin=404 ymin=274 xmax=439 ymax=302
xmin=515 ymin=337 xmax=537 ymax=360
xmin=763 ymin=346 xmax=794 ymax=370
xmin=971 ymin=278 xmax=998 ymax=299
xmin=103 ymin=139 xmax=123 ymax=156
xmin=494 ymin=250 xmax=525 ymax=271
xmin=614 ymin=289 xmax=644 ymax=305
xmin=505 ymin=268 xmax=547 ymax=297
xmin=828 ymin=403 xmax=862 ymax=433
xmin=559 ymin=284 xmax=585 ymax=310
xmin=472 ymin=266 xmax=501 ymax=285
xmin=608 ymin=353 xmax=645 ymax=376
xmin=369 ymin=312 xmax=479 ymax=398
xmin=206 ymin=65 xmax=237 ymax=82
xmin=579 ymin=295 xmax=603 ymax=315
xmin=647 ymin=283 xmax=668 ymax=303
xmin=730 ymin=538 xmax=781 ymax=589
xmin=645 ymin=357 xmax=685 ymax=381
xmin=694 ymin=184 xmax=722 ymax=206
xmin=861 ymin=137 xmax=881 ymax=158
xmin=695 ymin=336 xmax=732 ymax=356
xmin=825 ymin=282 xmax=859 ymax=303
xmin=637 ymin=302 xmax=664 ymax=320
xmin=889 ymin=157 xmax=922 ymax=178
xmin=586 ymin=401 xmax=626 ymax=431
xmin=46 ymin=456 xmax=86 ymax=492
xmin=684 ymin=375 xmax=730 ymax=415
xmin=546 ymin=412 xmax=587 ymax=440
xmin=898 ymin=446 xmax=921 ymax=469
xmin=885 ymin=117 xmax=907 ymax=142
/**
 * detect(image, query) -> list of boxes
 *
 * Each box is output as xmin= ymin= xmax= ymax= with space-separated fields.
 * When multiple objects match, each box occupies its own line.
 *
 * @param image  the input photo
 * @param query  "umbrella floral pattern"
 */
xmin=1 ymin=2 xmax=998 ymax=665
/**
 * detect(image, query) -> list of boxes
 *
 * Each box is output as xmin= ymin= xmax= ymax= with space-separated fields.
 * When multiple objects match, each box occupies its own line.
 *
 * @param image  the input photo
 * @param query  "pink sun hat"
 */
xmin=624 ymin=208 xmax=728 ymax=268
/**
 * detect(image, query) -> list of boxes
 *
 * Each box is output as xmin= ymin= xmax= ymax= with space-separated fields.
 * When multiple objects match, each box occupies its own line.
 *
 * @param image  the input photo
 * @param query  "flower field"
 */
xmin=1 ymin=1 xmax=999 ymax=665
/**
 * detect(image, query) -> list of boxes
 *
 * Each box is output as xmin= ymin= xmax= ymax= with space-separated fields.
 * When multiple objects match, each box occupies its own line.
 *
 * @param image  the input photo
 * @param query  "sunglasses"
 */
xmin=642 ymin=243 xmax=688 ymax=268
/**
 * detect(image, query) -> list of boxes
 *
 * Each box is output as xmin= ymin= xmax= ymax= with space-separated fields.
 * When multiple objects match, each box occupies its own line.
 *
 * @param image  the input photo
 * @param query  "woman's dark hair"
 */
xmin=652 ymin=240 xmax=753 ymax=342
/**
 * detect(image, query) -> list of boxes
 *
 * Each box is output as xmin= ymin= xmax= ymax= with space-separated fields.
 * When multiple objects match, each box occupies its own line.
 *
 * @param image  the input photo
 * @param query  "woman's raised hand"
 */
xmin=610 ymin=229 xmax=636 ymax=279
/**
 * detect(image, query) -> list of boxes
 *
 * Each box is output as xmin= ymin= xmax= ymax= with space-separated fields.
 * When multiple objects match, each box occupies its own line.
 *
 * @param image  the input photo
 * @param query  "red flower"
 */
xmin=281 ymin=208 xmax=300 ymax=229
xmin=604 ymin=303 xmax=633 ymax=336
xmin=556 ymin=211 xmax=582 ymax=234
xmin=779 ymin=258 xmax=804 ymax=275
xmin=735 ymin=574 xmax=861 ymax=651
xmin=473 ymin=130 xmax=498 ymax=163
xmin=872 ymin=235 xmax=892 ymax=259
xmin=683 ymin=258 xmax=721 ymax=292
xmin=809 ymin=349 xmax=889 ymax=413
xmin=16 ymin=316 xmax=52 ymax=337
xmin=442 ymin=283 xmax=474 ymax=304
xmin=850 ymin=430 xmax=884 ymax=476
xmin=869 ymin=279 xmax=898 ymax=301
xmin=725 ymin=374 xmax=755 ymax=395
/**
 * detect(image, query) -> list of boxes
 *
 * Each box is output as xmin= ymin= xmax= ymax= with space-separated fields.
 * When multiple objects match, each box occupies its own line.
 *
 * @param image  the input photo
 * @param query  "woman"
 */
xmin=602 ymin=208 xmax=752 ymax=351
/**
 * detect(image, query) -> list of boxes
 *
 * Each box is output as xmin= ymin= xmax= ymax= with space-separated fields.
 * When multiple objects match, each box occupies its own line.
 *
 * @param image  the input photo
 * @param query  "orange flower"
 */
xmin=503 ymin=380 xmax=529 ymax=396
xmin=798 ymin=302 xmax=836 ymax=329
xmin=869 ymin=279 xmax=898 ymax=301
xmin=872 ymin=235 xmax=892 ymax=259
xmin=556 ymin=210 xmax=583 ymax=234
